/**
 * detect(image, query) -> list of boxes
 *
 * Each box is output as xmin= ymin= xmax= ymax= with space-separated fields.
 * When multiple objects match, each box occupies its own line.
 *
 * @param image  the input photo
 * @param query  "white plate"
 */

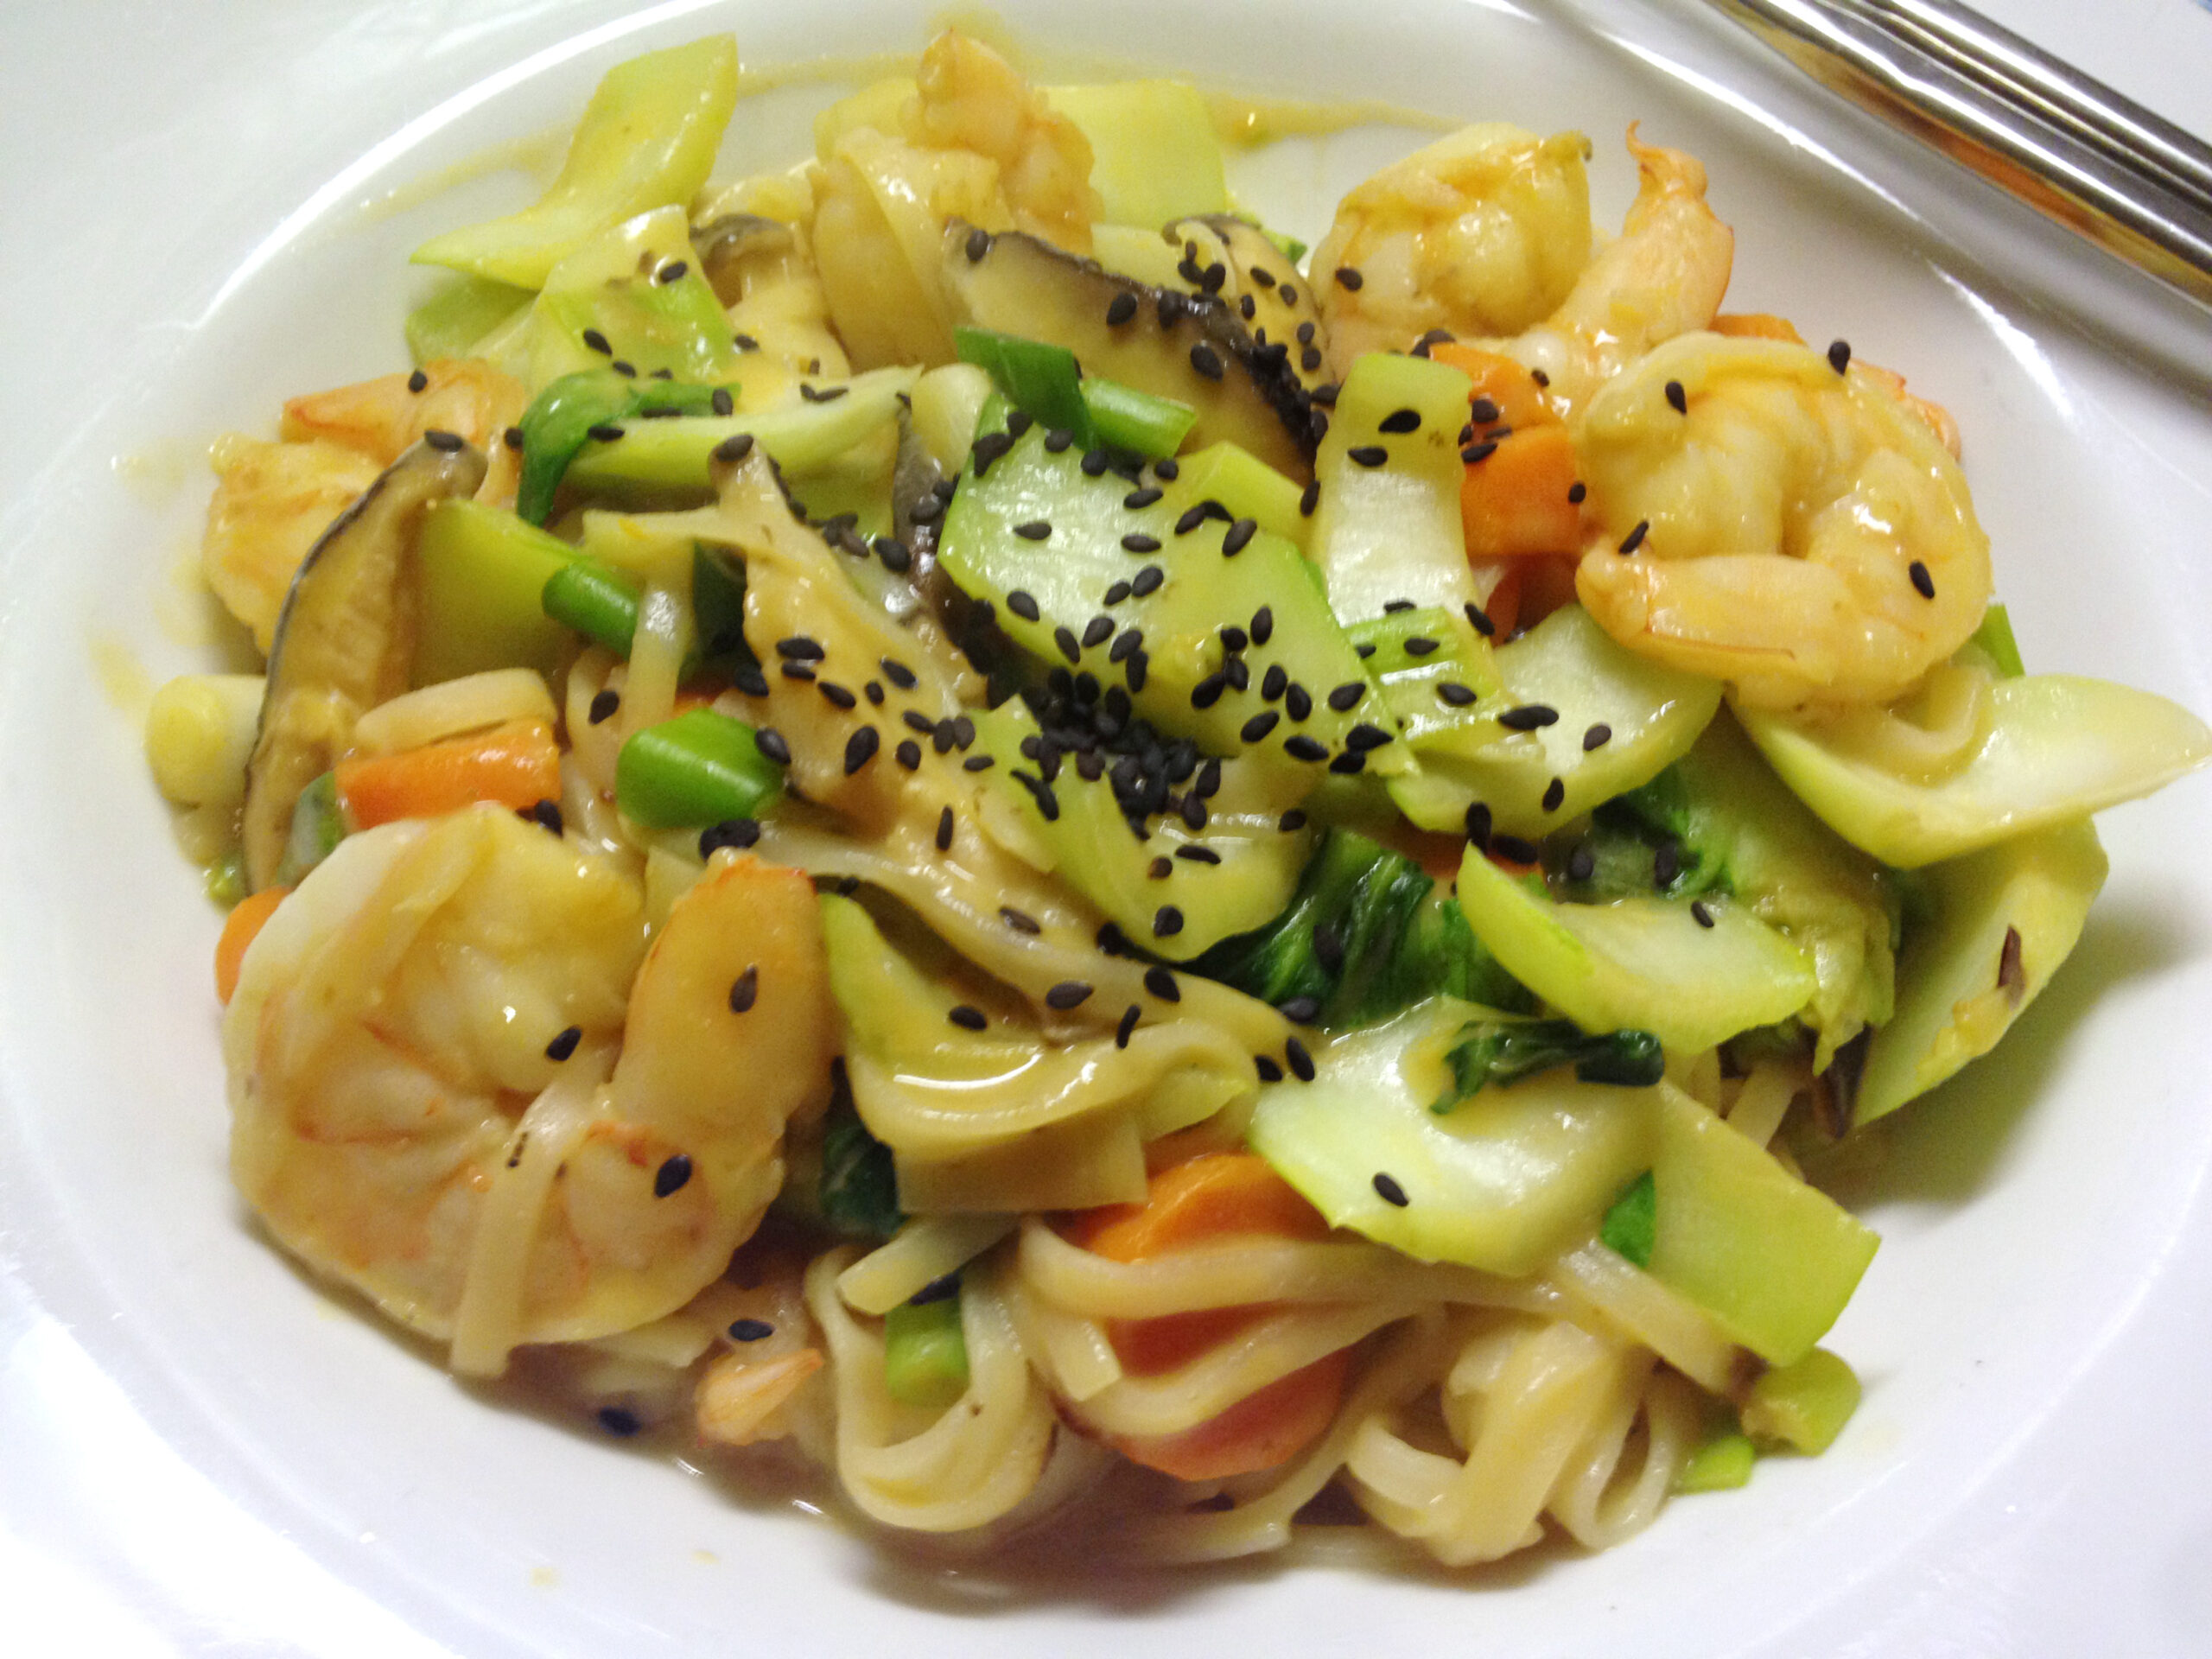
xmin=4 ymin=2 xmax=2211 ymax=1654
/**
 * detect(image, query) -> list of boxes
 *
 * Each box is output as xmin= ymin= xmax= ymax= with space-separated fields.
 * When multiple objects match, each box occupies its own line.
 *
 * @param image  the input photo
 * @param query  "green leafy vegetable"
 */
xmin=1192 ymin=830 xmax=1529 ymax=1028
xmin=513 ymin=370 xmax=733 ymax=525
xmin=1433 ymin=1019 xmax=1664 ymax=1110
xmin=819 ymin=1063 xmax=903 ymax=1240
xmin=1599 ymin=1169 xmax=1656 ymax=1267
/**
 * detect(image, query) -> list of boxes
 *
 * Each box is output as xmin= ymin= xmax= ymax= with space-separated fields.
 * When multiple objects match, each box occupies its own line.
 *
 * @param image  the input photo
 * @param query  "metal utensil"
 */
xmin=1701 ymin=0 xmax=2212 ymax=310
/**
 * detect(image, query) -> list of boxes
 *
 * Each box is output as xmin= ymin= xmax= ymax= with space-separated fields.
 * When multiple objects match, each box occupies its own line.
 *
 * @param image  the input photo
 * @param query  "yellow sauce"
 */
xmin=1205 ymin=92 xmax=1455 ymax=146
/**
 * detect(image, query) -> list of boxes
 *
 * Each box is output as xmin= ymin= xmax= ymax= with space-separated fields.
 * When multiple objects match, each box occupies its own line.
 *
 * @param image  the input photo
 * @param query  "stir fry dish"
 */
xmin=144 ymin=30 xmax=2211 ymax=1568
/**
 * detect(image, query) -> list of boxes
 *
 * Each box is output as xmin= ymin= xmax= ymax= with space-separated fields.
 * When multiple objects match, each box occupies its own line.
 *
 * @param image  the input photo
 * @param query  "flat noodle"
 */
xmin=806 ymin=1245 xmax=1056 ymax=1531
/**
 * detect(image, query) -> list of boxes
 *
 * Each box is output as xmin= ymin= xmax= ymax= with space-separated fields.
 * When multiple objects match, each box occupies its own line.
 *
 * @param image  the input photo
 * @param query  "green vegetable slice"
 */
xmin=411 ymin=36 xmax=740 ymax=288
xmin=883 ymin=1291 xmax=971 ymax=1409
xmin=1599 ymin=1169 xmax=1656 ymax=1267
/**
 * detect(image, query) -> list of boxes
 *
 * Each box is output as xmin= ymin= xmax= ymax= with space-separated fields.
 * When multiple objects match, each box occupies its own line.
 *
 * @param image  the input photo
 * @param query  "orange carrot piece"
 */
xmin=334 ymin=718 xmax=561 ymax=830
xmin=215 ymin=886 xmax=289 ymax=1005
xmin=1428 ymin=342 xmax=1560 ymax=431
xmin=1713 ymin=312 xmax=1804 ymax=343
xmin=1066 ymin=1154 xmax=1349 ymax=1478
xmin=1110 ymin=1351 xmax=1352 ymax=1483
xmin=1460 ymin=424 xmax=1584 ymax=561
xmin=1483 ymin=564 xmax=1525 ymax=638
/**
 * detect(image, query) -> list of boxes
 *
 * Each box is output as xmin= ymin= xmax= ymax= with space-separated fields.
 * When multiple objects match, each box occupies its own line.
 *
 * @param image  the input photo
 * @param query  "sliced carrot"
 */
xmin=215 ymin=886 xmax=289 ymax=1005
xmin=1428 ymin=342 xmax=1560 ymax=431
xmin=334 ymin=718 xmax=561 ymax=830
xmin=1110 ymin=1351 xmax=1351 ymax=1483
xmin=1713 ymin=312 xmax=1805 ymax=343
xmin=1482 ymin=563 xmax=1524 ymax=638
xmin=1065 ymin=1154 xmax=1348 ymax=1479
xmin=1459 ymin=423 xmax=1583 ymax=561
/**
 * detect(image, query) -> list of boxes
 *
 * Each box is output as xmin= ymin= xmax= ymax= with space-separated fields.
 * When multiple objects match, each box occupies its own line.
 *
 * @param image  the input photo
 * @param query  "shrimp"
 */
xmin=202 ymin=435 xmax=383 ymax=654
xmin=1572 ymin=331 xmax=1993 ymax=709
xmin=1312 ymin=123 xmax=1595 ymax=374
xmin=1477 ymin=129 xmax=1735 ymax=419
xmin=810 ymin=31 xmax=1099 ymax=368
xmin=226 ymin=805 xmax=835 ymax=1372
xmin=282 ymin=357 xmax=525 ymax=508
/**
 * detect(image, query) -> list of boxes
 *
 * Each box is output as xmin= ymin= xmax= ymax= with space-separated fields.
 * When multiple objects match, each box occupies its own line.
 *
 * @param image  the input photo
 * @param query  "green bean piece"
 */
xmin=613 ymin=708 xmax=781 ymax=828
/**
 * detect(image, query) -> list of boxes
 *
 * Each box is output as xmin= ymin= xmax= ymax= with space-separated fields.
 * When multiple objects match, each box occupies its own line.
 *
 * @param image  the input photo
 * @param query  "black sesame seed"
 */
xmin=1173 ymin=505 xmax=1208 ymax=537
xmin=1191 ymin=674 xmax=1228 ymax=709
xmin=1460 ymin=440 xmax=1498 ymax=465
xmin=779 ymin=661 xmax=817 ymax=683
xmin=1083 ymin=615 xmax=1114 ymax=649
xmin=910 ymin=1273 xmax=960 ymax=1306
xmin=1497 ymin=703 xmax=1560 ymax=730
xmin=1221 ymin=517 xmax=1257 ymax=556
xmin=1910 ymin=560 xmax=1936 ymax=599
xmin=948 ymin=1004 xmax=987 ymax=1031
xmin=597 ymin=1407 xmax=641 ymax=1436
xmin=1053 ymin=626 xmax=1082 ymax=663
xmin=842 ymin=726 xmax=880 ymax=775
xmin=608 ymin=360 xmax=635 ymax=378
xmin=1355 ymin=643 xmax=1376 ymax=658
xmin=709 ymin=386 xmax=734 ymax=417
xmin=1104 ymin=581 xmax=1133 ymax=607
xmin=1372 ymin=1172 xmax=1409 ymax=1207
xmin=1345 ymin=721 xmax=1390 ymax=752
xmin=1402 ymin=636 xmax=1439 ymax=657
xmin=1122 ymin=486 xmax=1164 ymax=512
xmin=1347 ymin=444 xmax=1389 ymax=467
xmin=1241 ymin=709 xmax=1281 ymax=742
xmin=1143 ymin=965 xmax=1181 ymax=1002
xmin=728 ymin=1318 xmax=774 ymax=1343
xmin=503 ymin=425 xmax=525 ymax=451
xmin=1618 ymin=520 xmax=1649 ymax=556
xmin=1045 ymin=980 xmax=1093 ymax=1011
xmin=932 ymin=805 xmax=955 ymax=852
xmin=1300 ymin=345 xmax=1325 ymax=372
xmin=1492 ymin=833 xmax=1541 ymax=863
xmin=1828 ymin=339 xmax=1852 ymax=373
xmin=1692 ymin=899 xmax=1716 ymax=929
xmin=1465 ymin=602 xmax=1497 ymax=638
xmin=1334 ymin=265 xmax=1364 ymax=289
xmin=1299 ymin=479 xmax=1320 ymax=517
xmin=1176 ymin=844 xmax=1220 ymax=865
xmin=1582 ymin=723 xmax=1613 ymax=752
xmin=1283 ymin=734 xmax=1327 ymax=761
xmin=1284 ymin=1037 xmax=1315 ymax=1081
xmin=657 ymin=259 xmax=689 ymax=284
xmin=582 ymin=327 xmax=613 ymax=356
xmin=588 ymin=688 xmax=620 ymax=724
xmin=1125 ymin=652 xmax=1149 ymax=692
xmin=874 ymin=536 xmax=912 ymax=572
xmin=896 ymin=739 xmax=923 ymax=770
xmin=1149 ymin=855 xmax=1173 ymax=879
xmin=1003 ymin=590 xmax=1042 ymax=624
xmin=654 ymin=1154 xmax=693 ymax=1198
xmin=1665 ymin=379 xmax=1688 ymax=414
xmin=1154 ymin=911 xmax=1185 ymax=947
xmin=1109 ymin=629 xmax=1143 ymax=664
xmin=1465 ymin=802 xmax=1492 ymax=847
xmin=699 ymin=817 xmax=760 ymax=857
xmin=963 ymin=753 xmax=995 ymax=772
xmin=1189 ymin=342 xmax=1225 ymax=380
xmin=713 ymin=432 xmax=756 ymax=464
xmin=544 ymin=1025 xmax=582 ymax=1062
xmin=1327 ymin=682 xmax=1366 ymax=712
xmin=1218 ymin=625 xmax=1249 ymax=655
xmin=964 ymin=226 xmax=992 ymax=262
xmin=1105 ymin=291 xmax=1139 ymax=327
xmin=1128 ymin=567 xmax=1166 ymax=603
xmin=1278 ymin=809 xmax=1308 ymax=833
xmin=1015 ymin=520 xmax=1052 ymax=542
xmin=1255 ymin=1056 xmax=1284 ymax=1083
xmin=997 ymin=906 xmax=1040 ymax=938
xmin=405 ymin=366 xmax=429 ymax=394
xmin=732 ymin=333 xmax=760 ymax=353
xmin=1567 ymin=843 xmax=1597 ymax=883
xmin=1438 ymin=683 xmax=1478 ymax=708
xmin=1567 ymin=480 xmax=1587 ymax=505
xmin=1116 ymin=1004 xmax=1141 ymax=1048
xmin=1542 ymin=776 xmax=1567 ymax=812
xmin=1285 ymin=683 xmax=1313 ymax=721
xmin=818 ymin=682 xmax=857 ymax=710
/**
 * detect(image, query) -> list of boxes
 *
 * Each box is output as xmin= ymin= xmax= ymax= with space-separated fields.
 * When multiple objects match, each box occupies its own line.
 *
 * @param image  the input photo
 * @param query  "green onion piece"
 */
xmin=276 ymin=771 xmax=346 ymax=888
xmin=206 ymin=848 xmax=248 ymax=908
xmin=883 ymin=1292 xmax=969 ymax=1410
xmin=1675 ymin=1427 xmax=1756 ymax=1492
xmin=953 ymin=325 xmax=1090 ymax=442
xmin=1740 ymin=1347 xmax=1861 ymax=1454
xmin=1431 ymin=1019 xmax=1664 ymax=1110
xmin=543 ymin=559 xmax=643 ymax=658
xmin=1967 ymin=601 xmax=2024 ymax=679
xmin=404 ymin=274 xmax=533 ymax=366
xmin=1599 ymin=1169 xmax=1657 ymax=1268
xmin=614 ymin=708 xmax=781 ymax=828
xmin=1078 ymin=375 xmax=1196 ymax=458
